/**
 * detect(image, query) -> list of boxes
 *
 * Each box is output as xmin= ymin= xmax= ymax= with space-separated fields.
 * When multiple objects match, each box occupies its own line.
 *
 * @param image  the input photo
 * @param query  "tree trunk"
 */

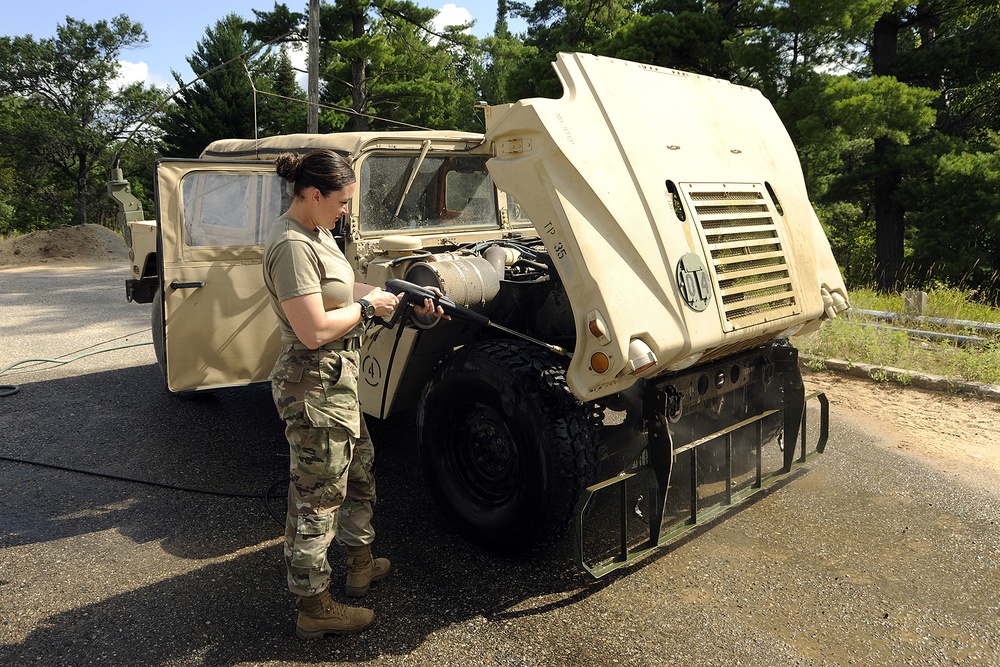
xmin=873 ymin=137 xmax=904 ymax=290
xmin=347 ymin=10 xmax=368 ymax=132
xmin=871 ymin=14 xmax=904 ymax=292
xmin=72 ymin=154 xmax=88 ymax=226
xmin=496 ymin=0 xmax=509 ymax=37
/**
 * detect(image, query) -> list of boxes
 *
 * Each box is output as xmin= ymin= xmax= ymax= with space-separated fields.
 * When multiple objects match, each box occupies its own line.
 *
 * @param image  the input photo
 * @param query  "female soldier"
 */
xmin=263 ymin=150 xmax=443 ymax=639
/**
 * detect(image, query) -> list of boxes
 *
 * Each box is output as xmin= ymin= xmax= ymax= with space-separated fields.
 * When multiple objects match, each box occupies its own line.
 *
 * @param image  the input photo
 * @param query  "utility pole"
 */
xmin=308 ymin=0 xmax=319 ymax=133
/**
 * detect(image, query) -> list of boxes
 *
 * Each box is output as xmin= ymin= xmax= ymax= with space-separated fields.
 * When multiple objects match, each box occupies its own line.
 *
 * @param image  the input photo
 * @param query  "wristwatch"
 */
xmin=357 ymin=298 xmax=376 ymax=322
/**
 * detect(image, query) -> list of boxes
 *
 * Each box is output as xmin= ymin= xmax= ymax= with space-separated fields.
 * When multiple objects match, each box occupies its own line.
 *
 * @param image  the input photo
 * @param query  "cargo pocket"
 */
xmin=302 ymin=352 xmax=361 ymax=438
xmin=289 ymin=512 xmax=336 ymax=570
xmin=271 ymin=348 xmax=309 ymax=422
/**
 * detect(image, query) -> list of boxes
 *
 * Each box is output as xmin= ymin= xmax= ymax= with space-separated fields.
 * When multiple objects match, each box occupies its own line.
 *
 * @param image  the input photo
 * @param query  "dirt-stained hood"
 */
xmin=485 ymin=53 xmax=848 ymax=401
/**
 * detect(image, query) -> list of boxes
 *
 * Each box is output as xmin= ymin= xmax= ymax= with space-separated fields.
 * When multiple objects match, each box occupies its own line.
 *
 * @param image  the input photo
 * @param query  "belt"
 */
xmin=290 ymin=336 xmax=361 ymax=352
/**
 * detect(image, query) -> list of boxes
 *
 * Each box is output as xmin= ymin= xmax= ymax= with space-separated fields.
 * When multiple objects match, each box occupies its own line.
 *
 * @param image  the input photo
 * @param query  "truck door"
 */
xmin=154 ymin=159 xmax=286 ymax=392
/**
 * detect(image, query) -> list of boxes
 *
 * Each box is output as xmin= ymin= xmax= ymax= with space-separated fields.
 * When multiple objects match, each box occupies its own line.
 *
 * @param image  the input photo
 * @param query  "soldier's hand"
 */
xmin=364 ymin=287 xmax=399 ymax=319
xmin=413 ymin=286 xmax=450 ymax=320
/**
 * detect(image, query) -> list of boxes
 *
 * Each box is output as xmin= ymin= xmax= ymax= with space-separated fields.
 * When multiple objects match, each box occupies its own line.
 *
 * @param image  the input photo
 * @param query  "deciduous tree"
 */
xmin=0 ymin=15 xmax=162 ymax=229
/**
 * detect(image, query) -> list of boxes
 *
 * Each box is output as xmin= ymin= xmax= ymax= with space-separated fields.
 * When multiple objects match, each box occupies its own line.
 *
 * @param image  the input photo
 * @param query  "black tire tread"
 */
xmin=417 ymin=339 xmax=597 ymax=553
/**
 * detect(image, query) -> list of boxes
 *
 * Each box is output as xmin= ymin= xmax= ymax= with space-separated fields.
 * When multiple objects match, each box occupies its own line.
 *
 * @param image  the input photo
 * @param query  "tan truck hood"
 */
xmin=486 ymin=53 xmax=847 ymax=401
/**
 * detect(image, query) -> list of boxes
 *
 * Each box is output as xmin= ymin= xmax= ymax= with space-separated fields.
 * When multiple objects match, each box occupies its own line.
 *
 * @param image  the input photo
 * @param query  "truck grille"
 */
xmin=684 ymin=184 xmax=801 ymax=331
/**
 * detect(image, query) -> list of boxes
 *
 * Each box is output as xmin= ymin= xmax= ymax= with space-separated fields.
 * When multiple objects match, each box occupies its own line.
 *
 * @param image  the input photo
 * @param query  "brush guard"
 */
xmin=574 ymin=388 xmax=829 ymax=579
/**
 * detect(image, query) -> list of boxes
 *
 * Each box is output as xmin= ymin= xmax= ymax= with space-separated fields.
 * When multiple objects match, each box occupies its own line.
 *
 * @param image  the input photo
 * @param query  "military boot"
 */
xmin=345 ymin=544 xmax=391 ymax=598
xmin=295 ymin=589 xmax=374 ymax=639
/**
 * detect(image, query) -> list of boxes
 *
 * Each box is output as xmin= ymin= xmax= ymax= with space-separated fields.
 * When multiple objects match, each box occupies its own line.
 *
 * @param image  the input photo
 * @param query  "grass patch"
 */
xmin=796 ymin=287 xmax=1000 ymax=386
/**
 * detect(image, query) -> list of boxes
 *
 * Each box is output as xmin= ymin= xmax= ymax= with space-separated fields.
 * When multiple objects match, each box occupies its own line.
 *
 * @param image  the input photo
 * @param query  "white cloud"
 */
xmin=114 ymin=60 xmax=172 ymax=91
xmin=287 ymin=44 xmax=309 ymax=90
xmin=433 ymin=3 xmax=474 ymax=33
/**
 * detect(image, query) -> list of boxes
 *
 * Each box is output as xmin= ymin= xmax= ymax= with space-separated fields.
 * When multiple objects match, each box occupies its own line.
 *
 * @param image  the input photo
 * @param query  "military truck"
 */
xmin=109 ymin=53 xmax=849 ymax=577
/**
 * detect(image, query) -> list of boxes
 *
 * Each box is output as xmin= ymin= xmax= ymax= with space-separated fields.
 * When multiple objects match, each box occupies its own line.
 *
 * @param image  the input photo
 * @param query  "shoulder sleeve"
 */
xmin=269 ymin=239 xmax=322 ymax=302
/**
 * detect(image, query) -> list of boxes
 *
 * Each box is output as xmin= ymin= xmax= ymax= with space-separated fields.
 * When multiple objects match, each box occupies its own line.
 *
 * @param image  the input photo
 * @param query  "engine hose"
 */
xmin=0 ymin=341 xmax=152 ymax=397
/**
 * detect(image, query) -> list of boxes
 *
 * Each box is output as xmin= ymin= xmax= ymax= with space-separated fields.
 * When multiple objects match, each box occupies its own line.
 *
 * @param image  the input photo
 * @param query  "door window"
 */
xmin=181 ymin=172 xmax=288 ymax=247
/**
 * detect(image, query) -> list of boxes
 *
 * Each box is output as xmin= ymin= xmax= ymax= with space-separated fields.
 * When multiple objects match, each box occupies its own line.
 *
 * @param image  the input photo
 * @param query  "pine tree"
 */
xmin=157 ymin=13 xmax=274 ymax=157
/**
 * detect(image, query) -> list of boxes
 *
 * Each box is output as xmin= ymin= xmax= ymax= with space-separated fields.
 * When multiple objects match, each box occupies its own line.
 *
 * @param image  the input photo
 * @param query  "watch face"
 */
xmin=360 ymin=299 xmax=375 ymax=319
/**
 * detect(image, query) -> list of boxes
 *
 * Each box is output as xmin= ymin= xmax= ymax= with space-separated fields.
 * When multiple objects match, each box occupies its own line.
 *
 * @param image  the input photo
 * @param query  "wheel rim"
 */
xmin=447 ymin=401 xmax=522 ymax=508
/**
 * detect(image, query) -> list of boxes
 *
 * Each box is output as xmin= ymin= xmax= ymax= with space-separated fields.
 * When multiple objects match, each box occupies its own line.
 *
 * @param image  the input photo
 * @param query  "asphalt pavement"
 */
xmin=2 ymin=262 xmax=999 ymax=666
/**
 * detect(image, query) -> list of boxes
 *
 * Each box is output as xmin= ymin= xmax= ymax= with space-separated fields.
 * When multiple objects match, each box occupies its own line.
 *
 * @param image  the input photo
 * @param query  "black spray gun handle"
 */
xmin=384 ymin=278 xmax=490 ymax=327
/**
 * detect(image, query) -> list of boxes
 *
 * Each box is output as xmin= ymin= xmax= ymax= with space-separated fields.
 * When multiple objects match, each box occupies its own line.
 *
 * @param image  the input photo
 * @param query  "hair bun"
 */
xmin=275 ymin=152 xmax=303 ymax=181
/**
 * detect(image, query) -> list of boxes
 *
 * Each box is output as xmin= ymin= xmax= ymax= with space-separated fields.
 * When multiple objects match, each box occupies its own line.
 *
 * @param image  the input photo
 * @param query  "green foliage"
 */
xmin=785 ymin=74 xmax=938 ymax=201
xmin=903 ymin=133 xmax=1000 ymax=290
xmin=816 ymin=201 xmax=877 ymax=286
xmin=0 ymin=160 xmax=18 ymax=236
xmin=260 ymin=48 xmax=308 ymax=135
xmin=820 ymin=76 xmax=938 ymax=144
xmin=157 ymin=13 xmax=279 ymax=156
xmin=596 ymin=7 xmax=732 ymax=77
xmin=338 ymin=3 xmax=481 ymax=131
xmin=0 ymin=15 xmax=163 ymax=231
xmin=951 ymin=70 xmax=1000 ymax=140
xmin=504 ymin=0 xmax=636 ymax=99
xmin=475 ymin=34 xmax=538 ymax=105
xmin=249 ymin=1 xmax=481 ymax=133
xmin=894 ymin=0 xmax=1000 ymax=138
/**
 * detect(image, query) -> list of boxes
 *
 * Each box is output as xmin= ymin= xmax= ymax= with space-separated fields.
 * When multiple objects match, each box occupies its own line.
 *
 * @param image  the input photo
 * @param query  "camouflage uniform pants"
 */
xmin=270 ymin=343 xmax=376 ymax=598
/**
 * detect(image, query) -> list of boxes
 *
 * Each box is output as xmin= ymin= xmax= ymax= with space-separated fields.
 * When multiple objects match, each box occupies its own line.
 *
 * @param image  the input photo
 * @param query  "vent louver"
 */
xmin=684 ymin=184 xmax=801 ymax=331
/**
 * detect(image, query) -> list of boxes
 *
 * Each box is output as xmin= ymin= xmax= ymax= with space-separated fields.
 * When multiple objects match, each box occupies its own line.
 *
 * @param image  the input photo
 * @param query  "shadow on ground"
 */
xmin=0 ymin=364 xmax=286 ymax=559
xmin=0 ymin=362 xmax=618 ymax=664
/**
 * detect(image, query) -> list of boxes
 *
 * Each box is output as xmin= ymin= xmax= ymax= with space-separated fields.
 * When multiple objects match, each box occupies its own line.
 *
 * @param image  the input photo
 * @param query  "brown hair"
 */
xmin=274 ymin=150 xmax=356 ymax=198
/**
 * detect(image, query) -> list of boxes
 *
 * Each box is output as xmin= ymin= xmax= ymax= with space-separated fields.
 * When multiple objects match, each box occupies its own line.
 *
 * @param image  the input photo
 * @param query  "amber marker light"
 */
xmin=590 ymin=351 xmax=611 ymax=374
xmin=587 ymin=310 xmax=611 ymax=345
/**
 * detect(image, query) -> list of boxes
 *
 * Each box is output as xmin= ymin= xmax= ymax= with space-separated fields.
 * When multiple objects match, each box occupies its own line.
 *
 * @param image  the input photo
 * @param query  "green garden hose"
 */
xmin=0 ymin=341 xmax=152 ymax=397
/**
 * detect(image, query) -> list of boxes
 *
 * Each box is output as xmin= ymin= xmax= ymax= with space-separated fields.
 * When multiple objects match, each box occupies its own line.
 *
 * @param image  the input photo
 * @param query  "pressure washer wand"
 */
xmin=385 ymin=278 xmax=568 ymax=357
xmin=482 ymin=321 xmax=568 ymax=357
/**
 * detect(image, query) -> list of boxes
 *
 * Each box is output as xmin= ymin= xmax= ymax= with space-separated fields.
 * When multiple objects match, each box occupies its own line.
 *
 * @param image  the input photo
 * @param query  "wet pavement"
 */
xmin=1 ymin=264 xmax=999 ymax=666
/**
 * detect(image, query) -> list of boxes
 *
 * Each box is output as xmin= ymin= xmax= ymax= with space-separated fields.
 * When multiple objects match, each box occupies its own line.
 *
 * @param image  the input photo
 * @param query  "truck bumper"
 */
xmin=574 ymin=343 xmax=829 ymax=578
xmin=125 ymin=277 xmax=157 ymax=304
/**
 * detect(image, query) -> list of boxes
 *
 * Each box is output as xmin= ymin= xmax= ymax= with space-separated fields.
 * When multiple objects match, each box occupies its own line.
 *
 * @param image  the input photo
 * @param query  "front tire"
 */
xmin=417 ymin=340 xmax=596 ymax=554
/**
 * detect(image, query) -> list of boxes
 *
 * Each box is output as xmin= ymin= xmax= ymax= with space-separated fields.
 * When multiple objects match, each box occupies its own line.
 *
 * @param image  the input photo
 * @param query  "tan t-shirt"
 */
xmin=263 ymin=216 xmax=362 ymax=344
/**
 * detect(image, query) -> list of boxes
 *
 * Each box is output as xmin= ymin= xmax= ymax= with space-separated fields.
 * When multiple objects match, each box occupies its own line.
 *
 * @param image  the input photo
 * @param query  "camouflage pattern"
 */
xmin=270 ymin=343 xmax=376 ymax=597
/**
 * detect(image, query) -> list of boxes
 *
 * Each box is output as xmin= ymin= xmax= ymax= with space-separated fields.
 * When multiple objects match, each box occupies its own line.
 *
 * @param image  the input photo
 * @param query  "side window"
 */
xmin=358 ymin=154 xmax=498 ymax=234
xmin=182 ymin=172 xmax=287 ymax=247
xmin=503 ymin=191 xmax=536 ymax=229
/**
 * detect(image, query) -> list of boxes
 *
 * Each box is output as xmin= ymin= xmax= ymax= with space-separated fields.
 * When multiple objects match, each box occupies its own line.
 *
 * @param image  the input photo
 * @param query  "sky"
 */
xmin=3 ymin=1 xmax=522 ymax=90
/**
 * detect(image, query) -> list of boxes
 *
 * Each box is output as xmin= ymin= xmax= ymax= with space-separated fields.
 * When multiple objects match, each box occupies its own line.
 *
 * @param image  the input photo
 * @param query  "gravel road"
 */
xmin=1 ymin=263 xmax=998 ymax=666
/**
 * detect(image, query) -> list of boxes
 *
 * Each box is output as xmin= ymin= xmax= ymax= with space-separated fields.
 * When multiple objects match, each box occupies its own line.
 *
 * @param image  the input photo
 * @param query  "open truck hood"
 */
xmin=485 ymin=53 xmax=847 ymax=401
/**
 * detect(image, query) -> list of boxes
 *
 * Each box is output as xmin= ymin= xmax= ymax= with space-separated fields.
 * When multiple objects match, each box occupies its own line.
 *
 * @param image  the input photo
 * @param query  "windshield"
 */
xmin=358 ymin=154 xmax=498 ymax=234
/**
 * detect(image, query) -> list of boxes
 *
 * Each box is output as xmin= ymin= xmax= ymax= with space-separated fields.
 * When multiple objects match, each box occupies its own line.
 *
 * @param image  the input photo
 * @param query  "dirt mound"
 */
xmin=0 ymin=224 xmax=129 ymax=266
